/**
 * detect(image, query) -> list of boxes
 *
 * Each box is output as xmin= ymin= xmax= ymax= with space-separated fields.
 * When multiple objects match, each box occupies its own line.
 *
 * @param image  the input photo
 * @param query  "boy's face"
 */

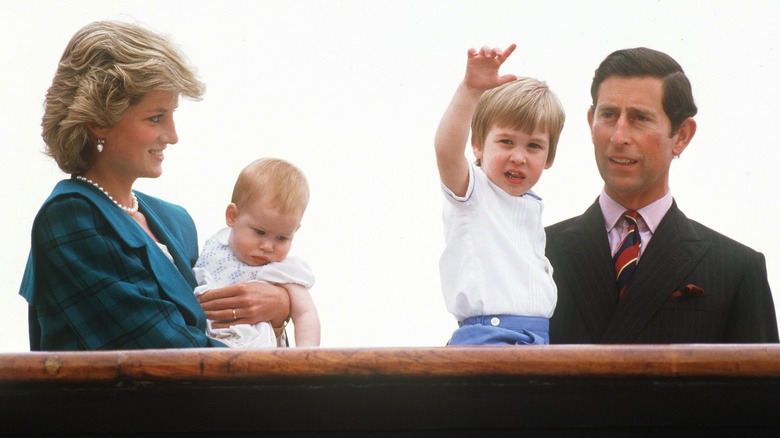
xmin=473 ymin=124 xmax=552 ymax=196
xmin=225 ymin=199 xmax=301 ymax=267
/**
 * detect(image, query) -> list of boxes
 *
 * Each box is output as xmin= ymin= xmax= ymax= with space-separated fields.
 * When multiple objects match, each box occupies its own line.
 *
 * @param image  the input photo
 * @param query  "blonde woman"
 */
xmin=19 ymin=21 xmax=289 ymax=350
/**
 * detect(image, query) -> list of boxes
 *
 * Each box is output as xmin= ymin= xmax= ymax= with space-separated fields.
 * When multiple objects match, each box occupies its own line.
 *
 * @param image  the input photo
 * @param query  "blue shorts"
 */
xmin=449 ymin=315 xmax=550 ymax=346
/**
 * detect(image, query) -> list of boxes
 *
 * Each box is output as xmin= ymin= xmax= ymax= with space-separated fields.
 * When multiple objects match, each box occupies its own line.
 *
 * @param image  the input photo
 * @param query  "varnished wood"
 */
xmin=2 ymin=346 xmax=780 ymax=435
xmin=3 ymin=345 xmax=780 ymax=382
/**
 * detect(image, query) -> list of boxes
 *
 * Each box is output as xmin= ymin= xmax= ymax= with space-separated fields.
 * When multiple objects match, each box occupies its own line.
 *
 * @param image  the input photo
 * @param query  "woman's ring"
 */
xmin=232 ymin=309 xmax=237 ymax=321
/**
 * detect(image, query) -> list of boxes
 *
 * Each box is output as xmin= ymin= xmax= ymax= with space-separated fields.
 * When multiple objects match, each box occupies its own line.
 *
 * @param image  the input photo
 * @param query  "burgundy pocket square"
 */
xmin=671 ymin=284 xmax=706 ymax=298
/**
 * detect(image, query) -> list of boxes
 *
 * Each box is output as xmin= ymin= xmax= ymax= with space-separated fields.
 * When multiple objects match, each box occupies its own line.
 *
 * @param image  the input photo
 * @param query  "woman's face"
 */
xmin=96 ymin=90 xmax=180 ymax=183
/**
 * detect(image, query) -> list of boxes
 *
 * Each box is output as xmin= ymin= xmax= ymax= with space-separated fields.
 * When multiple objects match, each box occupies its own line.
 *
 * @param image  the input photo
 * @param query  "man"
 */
xmin=546 ymin=47 xmax=778 ymax=343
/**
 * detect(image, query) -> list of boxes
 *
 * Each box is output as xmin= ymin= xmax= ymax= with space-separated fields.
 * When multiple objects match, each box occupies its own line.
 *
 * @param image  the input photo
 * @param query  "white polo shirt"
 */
xmin=439 ymin=163 xmax=557 ymax=322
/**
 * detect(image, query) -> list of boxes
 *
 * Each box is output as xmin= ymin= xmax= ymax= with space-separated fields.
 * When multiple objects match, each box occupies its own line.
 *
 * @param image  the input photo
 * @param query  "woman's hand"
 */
xmin=197 ymin=281 xmax=290 ymax=329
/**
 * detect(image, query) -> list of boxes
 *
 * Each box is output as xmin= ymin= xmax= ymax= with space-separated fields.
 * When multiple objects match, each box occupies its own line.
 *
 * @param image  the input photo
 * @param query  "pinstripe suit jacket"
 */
xmin=545 ymin=199 xmax=778 ymax=344
xmin=20 ymin=178 xmax=225 ymax=350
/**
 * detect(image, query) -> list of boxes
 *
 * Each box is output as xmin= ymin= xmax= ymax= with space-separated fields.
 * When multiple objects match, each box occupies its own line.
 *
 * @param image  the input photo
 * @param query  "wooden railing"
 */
xmin=2 ymin=345 xmax=780 ymax=435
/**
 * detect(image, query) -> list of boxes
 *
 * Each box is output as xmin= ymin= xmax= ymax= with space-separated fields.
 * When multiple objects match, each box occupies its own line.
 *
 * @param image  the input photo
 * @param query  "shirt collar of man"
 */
xmin=599 ymin=189 xmax=673 ymax=236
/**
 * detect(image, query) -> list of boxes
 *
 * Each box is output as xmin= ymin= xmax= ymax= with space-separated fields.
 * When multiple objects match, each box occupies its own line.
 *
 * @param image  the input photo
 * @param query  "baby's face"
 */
xmin=225 ymin=200 xmax=301 ymax=266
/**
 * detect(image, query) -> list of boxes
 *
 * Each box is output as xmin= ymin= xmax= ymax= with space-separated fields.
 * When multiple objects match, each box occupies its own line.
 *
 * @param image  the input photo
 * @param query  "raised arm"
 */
xmin=434 ymin=44 xmax=518 ymax=197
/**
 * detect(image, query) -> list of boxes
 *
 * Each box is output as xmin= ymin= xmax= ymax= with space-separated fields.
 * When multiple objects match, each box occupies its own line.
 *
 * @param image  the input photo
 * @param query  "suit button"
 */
xmin=490 ymin=317 xmax=500 ymax=326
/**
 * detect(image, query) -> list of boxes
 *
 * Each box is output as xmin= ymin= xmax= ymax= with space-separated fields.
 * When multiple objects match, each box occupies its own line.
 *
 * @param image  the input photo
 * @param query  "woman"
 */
xmin=19 ymin=21 xmax=290 ymax=350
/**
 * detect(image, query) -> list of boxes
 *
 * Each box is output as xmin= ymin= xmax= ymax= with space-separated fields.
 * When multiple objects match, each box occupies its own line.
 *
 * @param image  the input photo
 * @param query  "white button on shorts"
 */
xmin=490 ymin=317 xmax=500 ymax=327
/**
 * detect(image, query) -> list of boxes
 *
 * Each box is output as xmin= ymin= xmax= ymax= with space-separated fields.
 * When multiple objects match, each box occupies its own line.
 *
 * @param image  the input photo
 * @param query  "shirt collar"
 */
xmin=216 ymin=227 xmax=232 ymax=246
xmin=523 ymin=190 xmax=542 ymax=201
xmin=599 ymin=189 xmax=673 ymax=234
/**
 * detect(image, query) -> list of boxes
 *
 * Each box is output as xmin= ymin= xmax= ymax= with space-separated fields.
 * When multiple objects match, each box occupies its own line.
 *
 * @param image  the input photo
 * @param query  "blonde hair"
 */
xmin=232 ymin=158 xmax=310 ymax=217
xmin=471 ymin=77 xmax=565 ymax=166
xmin=42 ymin=21 xmax=205 ymax=174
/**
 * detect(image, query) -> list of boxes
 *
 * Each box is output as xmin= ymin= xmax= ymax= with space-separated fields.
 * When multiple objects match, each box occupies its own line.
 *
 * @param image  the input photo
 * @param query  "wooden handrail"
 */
xmin=2 ymin=344 xmax=780 ymax=382
xmin=3 ymin=345 xmax=780 ymax=434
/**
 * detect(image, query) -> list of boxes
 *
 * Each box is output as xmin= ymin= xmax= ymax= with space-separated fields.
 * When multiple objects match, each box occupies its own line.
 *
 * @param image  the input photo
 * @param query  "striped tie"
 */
xmin=613 ymin=210 xmax=641 ymax=299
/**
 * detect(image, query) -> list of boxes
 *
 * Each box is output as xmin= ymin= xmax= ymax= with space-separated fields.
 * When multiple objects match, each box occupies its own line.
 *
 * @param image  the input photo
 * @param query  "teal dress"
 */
xmin=19 ymin=178 xmax=226 ymax=350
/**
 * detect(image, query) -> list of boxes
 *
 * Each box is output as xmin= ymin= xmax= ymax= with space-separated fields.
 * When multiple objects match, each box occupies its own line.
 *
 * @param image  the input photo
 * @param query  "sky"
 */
xmin=2 ymin=0 xmax=779 ymax=351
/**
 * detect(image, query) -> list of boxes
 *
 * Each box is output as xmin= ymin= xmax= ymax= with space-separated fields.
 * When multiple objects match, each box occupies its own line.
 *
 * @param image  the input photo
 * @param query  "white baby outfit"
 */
xmin=194 ymin=227 xmax=314 ymax=348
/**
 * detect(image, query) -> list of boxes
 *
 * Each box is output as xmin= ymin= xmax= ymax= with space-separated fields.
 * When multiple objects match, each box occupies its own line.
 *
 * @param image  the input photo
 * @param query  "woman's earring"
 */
xmin=97 ymin=138 xmax=105 ymax=153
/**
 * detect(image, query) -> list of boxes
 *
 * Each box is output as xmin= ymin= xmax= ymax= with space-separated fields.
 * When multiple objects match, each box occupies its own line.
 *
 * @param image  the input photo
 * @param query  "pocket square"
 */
xmin=671 ymin=284 xmax=705 ymax=298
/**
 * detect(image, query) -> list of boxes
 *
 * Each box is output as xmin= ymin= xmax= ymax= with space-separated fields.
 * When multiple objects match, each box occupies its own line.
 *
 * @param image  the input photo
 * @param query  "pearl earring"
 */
xmin=97 ymin=138 xmax=105 ymax=153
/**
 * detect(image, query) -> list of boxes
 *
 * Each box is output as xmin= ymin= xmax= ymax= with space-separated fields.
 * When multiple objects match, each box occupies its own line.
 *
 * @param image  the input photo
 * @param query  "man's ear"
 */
xmin=672 ymin=117 xmax=697 ymax=156
xmin=587 ymin=108 xmax=595 ymax=131
xmin=225 ymin=203 xmax=238 ymax=227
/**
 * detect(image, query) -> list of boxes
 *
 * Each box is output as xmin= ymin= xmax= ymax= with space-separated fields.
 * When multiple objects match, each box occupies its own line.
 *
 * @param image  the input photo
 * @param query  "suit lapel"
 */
xmin=601 ymin=202 xmax=711 ymax=342
xmin=555 ymin=201 xmax=620 ymax=341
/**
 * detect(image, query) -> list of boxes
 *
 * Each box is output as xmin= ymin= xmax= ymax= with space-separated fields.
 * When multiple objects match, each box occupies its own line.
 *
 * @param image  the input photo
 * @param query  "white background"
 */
xmin=2 ymin=0 xmax=779 ymax=351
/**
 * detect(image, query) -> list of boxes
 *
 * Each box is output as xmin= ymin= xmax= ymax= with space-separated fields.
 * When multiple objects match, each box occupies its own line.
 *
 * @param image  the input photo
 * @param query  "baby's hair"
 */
xmin=231 ymin=158 xmax=310 ymax=217
xmin=471 ymin=77 xmax=565 ymax=166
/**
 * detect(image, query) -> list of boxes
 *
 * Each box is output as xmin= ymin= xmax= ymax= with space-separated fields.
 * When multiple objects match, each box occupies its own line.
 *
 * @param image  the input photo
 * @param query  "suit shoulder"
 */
xmin=688 ymin=218 xmax=762 ymax=257
xmin=545 ymin=216 xmax=579 ymax=234
xmin=545 ymin=200 xmax=601 ymax=238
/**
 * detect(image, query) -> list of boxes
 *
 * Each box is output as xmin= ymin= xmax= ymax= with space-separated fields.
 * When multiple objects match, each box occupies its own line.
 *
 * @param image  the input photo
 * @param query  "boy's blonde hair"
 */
xmin=471 ymin=77 xmax=565 ymax=166
xmin=231 ymin=158 xmax=310 ymax=217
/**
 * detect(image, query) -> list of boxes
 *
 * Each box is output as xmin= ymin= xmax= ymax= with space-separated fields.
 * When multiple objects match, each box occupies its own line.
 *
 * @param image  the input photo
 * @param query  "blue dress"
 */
xmin=19 ymin=178 xmax=226 ymax=350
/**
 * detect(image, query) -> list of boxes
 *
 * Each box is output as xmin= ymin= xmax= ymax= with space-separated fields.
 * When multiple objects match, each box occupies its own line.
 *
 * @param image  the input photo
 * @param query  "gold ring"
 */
xmin=232 ymin=308 xmax=237 ymax=320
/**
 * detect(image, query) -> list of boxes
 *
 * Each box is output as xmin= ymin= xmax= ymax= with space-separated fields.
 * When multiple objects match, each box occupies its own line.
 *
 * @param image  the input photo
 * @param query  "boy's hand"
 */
xmin=434 ymin=43 xmax=518 ymax=197
xmin=464 ymin=44 xmax=518 ymax=91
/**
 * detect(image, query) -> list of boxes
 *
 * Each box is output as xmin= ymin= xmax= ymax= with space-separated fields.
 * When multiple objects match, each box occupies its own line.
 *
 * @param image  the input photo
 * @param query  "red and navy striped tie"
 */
xmin=613 ymin=210 xmax=641 ymax=299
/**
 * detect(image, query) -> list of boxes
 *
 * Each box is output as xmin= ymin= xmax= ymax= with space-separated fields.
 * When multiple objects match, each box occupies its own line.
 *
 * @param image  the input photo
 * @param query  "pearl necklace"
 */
xmin=75 ymin=175 xmax=139 ymax=215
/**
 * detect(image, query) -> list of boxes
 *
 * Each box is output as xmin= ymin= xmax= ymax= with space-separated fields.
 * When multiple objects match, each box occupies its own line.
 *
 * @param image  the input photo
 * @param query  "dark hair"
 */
xmin=590 ymin=47 xmax=697 ymax=134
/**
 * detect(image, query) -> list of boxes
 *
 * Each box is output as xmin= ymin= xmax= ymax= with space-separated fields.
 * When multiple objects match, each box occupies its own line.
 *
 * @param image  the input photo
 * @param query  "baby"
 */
xmin=194 ymin=158 xmax=320 ymax=347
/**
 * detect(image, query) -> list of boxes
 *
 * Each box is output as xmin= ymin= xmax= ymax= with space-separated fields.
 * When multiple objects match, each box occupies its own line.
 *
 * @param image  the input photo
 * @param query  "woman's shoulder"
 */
xmin=37 ymin=179 xmax=101 ymax=219
xmin=31 ymin=180 xmax=115 ymax=248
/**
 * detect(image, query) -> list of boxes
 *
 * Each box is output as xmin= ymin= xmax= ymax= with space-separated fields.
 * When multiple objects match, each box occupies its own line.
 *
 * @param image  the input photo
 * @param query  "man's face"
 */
xmin=588 ymin=76 xmax=693 ymax=209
